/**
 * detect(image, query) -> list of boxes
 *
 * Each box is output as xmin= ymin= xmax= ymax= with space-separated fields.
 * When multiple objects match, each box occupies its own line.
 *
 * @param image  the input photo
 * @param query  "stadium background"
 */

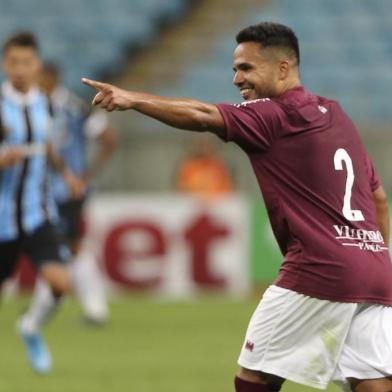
xmin=0 ymin=0 xmax=391 ymax=391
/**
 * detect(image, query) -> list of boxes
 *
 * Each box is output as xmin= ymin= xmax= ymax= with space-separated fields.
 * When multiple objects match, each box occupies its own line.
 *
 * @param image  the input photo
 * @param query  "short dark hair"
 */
xmin=236 ymin=22 xmax=300 ymax=65
xmin=42 ymin=61 xmax=60 ymax=76
xmin=3 ymin=32 xmax=39 ymax=54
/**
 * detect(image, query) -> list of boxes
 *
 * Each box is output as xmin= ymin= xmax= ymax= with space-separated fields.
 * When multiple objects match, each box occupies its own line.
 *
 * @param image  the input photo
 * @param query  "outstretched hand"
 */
xmin=82 ymin=78 xmax=132 ymax=111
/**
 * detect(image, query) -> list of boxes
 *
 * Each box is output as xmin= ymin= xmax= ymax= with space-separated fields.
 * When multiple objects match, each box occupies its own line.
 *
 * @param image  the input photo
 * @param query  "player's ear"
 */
xmin=278 ymin=60 xmax=290 ymax=80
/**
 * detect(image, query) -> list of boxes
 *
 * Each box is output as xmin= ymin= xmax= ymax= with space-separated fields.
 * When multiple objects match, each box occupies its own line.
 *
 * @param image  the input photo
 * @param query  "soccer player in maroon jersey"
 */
xmin=82 ymin=22 xmax=392 ymax=392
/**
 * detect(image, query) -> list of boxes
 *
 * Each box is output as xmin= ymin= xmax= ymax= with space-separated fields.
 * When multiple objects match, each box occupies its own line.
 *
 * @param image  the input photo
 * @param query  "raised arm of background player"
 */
xmin=47 ymin=142 xmax=86 ymax=199
xmin=81 ymin=77 xmax=391 ymax=246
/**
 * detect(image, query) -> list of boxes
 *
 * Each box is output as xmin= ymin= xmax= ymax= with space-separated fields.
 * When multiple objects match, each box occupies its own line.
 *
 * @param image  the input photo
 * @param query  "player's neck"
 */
xmin=278 ymin=76 xmax=301 ymax=96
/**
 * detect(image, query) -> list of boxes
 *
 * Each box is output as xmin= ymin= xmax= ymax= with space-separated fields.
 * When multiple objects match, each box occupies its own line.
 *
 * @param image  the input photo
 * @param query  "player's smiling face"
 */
xmin=232 ymin=42 xmax=281 ymax=100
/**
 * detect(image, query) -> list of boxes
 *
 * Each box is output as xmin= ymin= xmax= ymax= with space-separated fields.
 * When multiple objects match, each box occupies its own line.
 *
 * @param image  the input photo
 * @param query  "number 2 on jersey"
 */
xmin=334 ymin=148 xmax=365 ymax=221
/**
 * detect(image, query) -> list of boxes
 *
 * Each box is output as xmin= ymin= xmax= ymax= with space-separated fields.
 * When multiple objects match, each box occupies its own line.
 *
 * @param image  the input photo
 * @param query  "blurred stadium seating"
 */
xmin=0 ymin=0 xmax=195 ymax=93
xmin=1 ymin=0 xmax=390 ymax=120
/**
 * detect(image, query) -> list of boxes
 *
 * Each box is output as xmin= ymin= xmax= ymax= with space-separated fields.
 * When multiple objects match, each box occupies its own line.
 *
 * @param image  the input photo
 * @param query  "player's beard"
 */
xmin=241 ymin=82 xmax=276 ymax=101
xmin=255 ymin=83 xmax=278 ymax=100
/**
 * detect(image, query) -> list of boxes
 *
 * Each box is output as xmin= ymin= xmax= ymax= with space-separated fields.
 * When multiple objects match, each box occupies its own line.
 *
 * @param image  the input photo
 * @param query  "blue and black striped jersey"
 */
xmin=0 ymin=81 xmax=57 ymax=241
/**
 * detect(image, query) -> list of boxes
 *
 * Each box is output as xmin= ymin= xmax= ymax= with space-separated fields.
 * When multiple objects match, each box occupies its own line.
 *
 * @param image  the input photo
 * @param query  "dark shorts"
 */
xmin=0 ymin=222 xmax=69 ymax=284
xmin=58 ymin=198 xmax=85 ymax=241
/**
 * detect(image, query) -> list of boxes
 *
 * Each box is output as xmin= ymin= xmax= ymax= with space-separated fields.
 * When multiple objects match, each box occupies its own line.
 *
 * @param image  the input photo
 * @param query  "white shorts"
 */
xmin=238 ymin=285 xmax=392 ymax=390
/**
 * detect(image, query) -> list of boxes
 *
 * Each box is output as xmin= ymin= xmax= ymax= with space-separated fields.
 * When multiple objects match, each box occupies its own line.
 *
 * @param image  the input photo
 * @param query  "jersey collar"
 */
xmin=1 ymin=81 xmax=41 ymax=106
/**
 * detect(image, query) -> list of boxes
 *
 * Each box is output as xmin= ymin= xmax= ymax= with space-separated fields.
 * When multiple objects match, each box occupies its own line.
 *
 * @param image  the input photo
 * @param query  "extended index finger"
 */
xmin=81 ymin=77 xmax=107 ymax=91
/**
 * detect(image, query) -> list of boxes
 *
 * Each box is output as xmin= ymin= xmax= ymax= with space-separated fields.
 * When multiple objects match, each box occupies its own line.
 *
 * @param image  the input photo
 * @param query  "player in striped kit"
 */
xmin=0 ymin=32 xmax=84 ymax=373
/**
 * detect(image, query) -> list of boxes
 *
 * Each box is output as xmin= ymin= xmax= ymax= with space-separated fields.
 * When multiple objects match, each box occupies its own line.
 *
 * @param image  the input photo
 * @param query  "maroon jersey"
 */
xmin=217 ymin=86 xmax=392 ymax=305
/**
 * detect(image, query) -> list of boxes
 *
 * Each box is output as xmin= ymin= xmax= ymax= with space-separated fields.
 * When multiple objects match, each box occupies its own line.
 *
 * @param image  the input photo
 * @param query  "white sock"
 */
xmin=70 ymin=246 xmax=109 ymax=323
xmin=19 ymin=278 xmax=61 ymax=334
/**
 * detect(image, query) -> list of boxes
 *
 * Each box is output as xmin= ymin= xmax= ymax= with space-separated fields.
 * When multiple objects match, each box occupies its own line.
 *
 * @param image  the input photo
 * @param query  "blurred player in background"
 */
xmin=82 ymin=21 xmax=392 ymax=392
xmin=176 ymin=134 xmax=234 ymax=200
xmin=0 ymin=32 xmax=84 ymax=373
xmin=33 ymin=62 xmax=117 ymax=324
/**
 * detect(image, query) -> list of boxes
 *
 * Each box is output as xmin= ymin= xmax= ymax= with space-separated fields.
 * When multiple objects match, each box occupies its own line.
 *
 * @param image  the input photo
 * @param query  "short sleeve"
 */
xmin=83 ymin=110 xmax=109 ymax=138
xmin=363 ymin=149 xmax=381 ymax=191
xmin=216 ymin=99 xmax=281 ymax=153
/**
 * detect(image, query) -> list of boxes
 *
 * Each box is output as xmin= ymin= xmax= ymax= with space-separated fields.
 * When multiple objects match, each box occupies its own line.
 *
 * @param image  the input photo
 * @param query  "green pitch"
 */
xmin=0 ymin=294 xmax=341 ymax=392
